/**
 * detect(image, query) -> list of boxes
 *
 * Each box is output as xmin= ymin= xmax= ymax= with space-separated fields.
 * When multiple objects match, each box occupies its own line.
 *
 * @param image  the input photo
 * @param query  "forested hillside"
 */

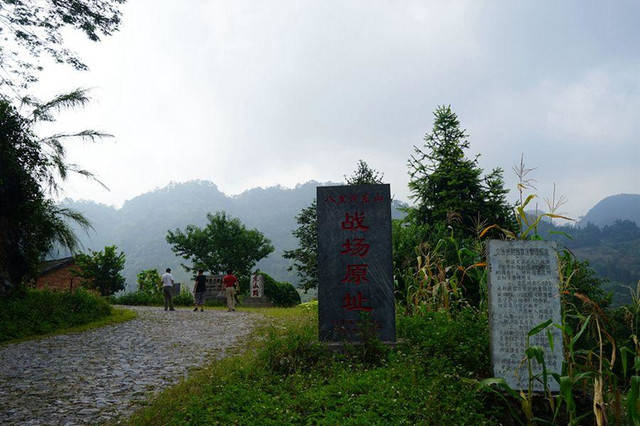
xmin=539 ymin=218 xmax=640 ymax=305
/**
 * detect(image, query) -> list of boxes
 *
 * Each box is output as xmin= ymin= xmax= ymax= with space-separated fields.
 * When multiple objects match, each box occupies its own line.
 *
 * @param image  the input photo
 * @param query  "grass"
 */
xmin=0 ymin=288 xmax=119 ymax=344
xmin=125 ymin=303 xmax=503 ymax=425
xmin=1 ymin=307 xmax=137 ymax=346
xmin=109 ymin=289 xmax=195 ymax=306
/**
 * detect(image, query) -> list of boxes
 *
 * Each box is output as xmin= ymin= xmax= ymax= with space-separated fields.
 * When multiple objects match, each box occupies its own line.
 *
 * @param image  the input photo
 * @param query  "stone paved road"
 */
xmin=0 ymin=306 xmax=257 ymax=425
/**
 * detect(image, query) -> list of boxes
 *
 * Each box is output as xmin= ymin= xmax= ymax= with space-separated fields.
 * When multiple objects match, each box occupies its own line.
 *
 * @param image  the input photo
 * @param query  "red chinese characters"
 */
xmin=341 ymin=211 xmax=369 ymax=231
xmin=341 ymin=264 xmax=369 ymax=284
xmin=340 ymin=238 xmax=370 ymax=257
xmin=338 ymin=210 xmax=373 ymax=313
xmin=342 ymin=292 xmax=373 ymax=312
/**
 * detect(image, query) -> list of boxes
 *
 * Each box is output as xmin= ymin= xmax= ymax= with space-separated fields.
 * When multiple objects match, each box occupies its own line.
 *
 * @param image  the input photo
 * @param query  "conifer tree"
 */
xmin=408 ymin=105 xmax=514 ymax=236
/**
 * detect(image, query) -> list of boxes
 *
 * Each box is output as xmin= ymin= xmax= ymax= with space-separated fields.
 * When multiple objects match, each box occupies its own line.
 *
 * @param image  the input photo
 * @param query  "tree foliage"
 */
xmin=137 ymin=269 xmax=162 ymax=295
xmin=0 ymin=0 xmax=126 ymax=95
xmin=407 ymin=105 xmax=515 ymax=237
xmin=73 ymin=245 xmax=126 ymax=296
xmin=344 ymin=159 xmax=384 ymax=185
xmin=283 ymin=201 xmax=318 ymax=292
xmin=166 ymin=212 xmax=274 ymax=278
xmin=284 ymin=160 xmax=385 ymax=291
xmin=0 ymin=91 xmax=107 ymax=294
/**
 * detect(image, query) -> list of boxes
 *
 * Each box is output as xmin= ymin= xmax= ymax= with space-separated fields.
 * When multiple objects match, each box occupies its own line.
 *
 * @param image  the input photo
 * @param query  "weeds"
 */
xmin=0 ymin=288 xmax=112 ymax=343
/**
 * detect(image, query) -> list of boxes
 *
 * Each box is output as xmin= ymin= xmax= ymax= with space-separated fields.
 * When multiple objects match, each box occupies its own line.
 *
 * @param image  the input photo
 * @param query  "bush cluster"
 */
xmin=0 ymin=288 xmax=111 ymax=343
xmin=398 ymin=306 xmax=491 ymax=376
xmin=109 ymin=289 xmax=195 ymax=306
xmin=261 ymin=273 xmax=301 ymax=307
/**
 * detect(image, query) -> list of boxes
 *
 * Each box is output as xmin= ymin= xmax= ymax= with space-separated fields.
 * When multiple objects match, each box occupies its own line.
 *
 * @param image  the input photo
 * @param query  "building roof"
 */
xmin=39 ymin=257 xmax=75 ymax=276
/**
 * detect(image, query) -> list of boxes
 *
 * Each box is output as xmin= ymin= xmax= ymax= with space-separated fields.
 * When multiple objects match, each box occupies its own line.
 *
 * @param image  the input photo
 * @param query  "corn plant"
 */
xmin=405 ymin=234 xmax=486 ymax=315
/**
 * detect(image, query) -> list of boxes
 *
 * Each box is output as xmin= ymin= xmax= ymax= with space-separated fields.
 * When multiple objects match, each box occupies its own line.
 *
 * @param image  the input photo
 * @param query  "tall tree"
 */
xmin=0 ymin=90 xmax=107 ymax=294
xmin=344 ymin=159 xmax=384 ymax=185
xmin=166 ymin=212 xmax=274 ymax=278
xmin=284 ymin=160 xmax=384 ymax=291
xmin=74 ymin=245 xmax=126 ymax=296
xmin=283 ymin=201 xmax=318 ymax=292
xmin=0 ymin=0 xmax=126 ymax=95
xmin=408 ymin=105 xmax=514 ymax=236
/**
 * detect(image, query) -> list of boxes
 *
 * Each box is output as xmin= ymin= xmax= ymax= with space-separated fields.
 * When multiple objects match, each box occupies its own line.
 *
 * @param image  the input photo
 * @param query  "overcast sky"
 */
xmin=32 ymin=0 xmax=639 ymax=219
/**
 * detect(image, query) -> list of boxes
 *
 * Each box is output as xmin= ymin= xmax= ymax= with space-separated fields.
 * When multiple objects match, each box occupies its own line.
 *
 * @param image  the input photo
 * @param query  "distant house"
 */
xmin=34 ymin=257 xmax=84 ymax=291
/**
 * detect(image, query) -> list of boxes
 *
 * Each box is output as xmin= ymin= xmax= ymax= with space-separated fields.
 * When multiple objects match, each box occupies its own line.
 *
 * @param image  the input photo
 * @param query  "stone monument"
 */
xmin=317 ymin=184 xmax=395 ymax=342
xmin=203 ymin=274 xmax=225 ymax=303
xmin=242 ymin=272 xmax=273 ymax=307
xmin=487 ymin=240 xmax=563 ymax=391
xmin=250 ymin=273 xmax=264 ymax=298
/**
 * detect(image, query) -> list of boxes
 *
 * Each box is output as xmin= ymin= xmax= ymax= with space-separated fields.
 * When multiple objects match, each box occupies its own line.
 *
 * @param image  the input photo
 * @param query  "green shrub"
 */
xmin=398 ymin=306 xmax=491 ymax=377
xmin=261 ymin=272 xmax=301 ymax=307
xmin=0 ymin=288 xmax=111 ymax=343
xmin=137 ymin=269 xmax=162 ymax=294
xmin=259 ymin=327 xmax=330 ymax=375
xmin=110 ymin=290 xmax=162 ymax=306
xmin=111 ymin=289 xmax=195 ymax=306
xmin=173 ymin=289 xmax=194 ymax=306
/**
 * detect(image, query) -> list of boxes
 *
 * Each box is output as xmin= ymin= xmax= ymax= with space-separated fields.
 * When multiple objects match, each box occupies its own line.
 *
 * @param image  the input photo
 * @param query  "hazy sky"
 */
xmin=32 ymin=1 xmax=639 ymax=218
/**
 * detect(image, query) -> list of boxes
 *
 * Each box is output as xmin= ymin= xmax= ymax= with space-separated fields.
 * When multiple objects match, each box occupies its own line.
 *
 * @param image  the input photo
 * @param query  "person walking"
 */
xmin=222 ymin=269 xmax=238 ymax=312
xmin=161 ymin=268 xmax=175 ymax=311
xmin=193 ymin=269 xmax=206 ymax=312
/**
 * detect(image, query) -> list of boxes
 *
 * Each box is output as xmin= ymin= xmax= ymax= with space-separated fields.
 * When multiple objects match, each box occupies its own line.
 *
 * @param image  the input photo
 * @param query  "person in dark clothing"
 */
xmin=193 ymin=269 xmax=207 ymax=312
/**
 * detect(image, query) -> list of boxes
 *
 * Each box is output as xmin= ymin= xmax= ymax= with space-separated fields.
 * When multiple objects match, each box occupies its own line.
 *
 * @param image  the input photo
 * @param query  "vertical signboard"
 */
xmin=250 ymin=273 xmax=264 ymax=298
xmin=487 ymin=240 xmax=563 ymax=391
xmin=317 ymin=184 xmax=395 ymax=342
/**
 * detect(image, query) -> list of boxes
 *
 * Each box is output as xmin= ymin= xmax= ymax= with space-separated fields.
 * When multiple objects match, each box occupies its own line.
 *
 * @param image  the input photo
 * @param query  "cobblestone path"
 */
xmin=0 ymin=306 xmax=258 ymax=425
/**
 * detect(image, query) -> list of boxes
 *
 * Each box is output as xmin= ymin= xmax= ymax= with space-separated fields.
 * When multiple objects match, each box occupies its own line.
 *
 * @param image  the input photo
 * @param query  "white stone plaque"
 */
xmin=250 ymin=273 xmax=264 ymax=298
xmin=487 ymin=240 xmax=563 ymax=391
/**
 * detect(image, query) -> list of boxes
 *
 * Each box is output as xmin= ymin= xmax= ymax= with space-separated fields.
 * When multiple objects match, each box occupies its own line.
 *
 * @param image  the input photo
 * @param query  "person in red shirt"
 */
xmin=222 ymin=269 xmax=238 ymax=312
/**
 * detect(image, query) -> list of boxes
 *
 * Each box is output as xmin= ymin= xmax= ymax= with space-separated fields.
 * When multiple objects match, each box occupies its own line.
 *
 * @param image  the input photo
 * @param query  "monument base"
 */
xmin=241 ymin=296 xmax=274 ymax=308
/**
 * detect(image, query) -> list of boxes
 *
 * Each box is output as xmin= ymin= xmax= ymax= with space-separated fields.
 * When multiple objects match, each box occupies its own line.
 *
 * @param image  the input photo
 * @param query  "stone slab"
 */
xmin=487 ymin=240 xmax=563 ymax=392
xmin=250 ymin=273 xmax=265 ymax=298
xmin=204 ymin=274 xmax=226 ymax=302
xmin=317 ymin=184 xmax=395 ymax=342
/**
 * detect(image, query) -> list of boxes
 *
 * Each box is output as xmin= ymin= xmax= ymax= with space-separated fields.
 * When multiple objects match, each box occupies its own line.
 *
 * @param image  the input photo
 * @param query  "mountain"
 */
xmin=579 ymin=194 xmax=640 ymax=227
xmin=58 ymin=180 xmax=406 ymax=292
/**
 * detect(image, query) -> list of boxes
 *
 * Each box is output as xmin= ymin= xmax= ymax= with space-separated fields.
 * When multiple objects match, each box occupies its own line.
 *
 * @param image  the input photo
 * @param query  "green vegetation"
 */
xmin=537 ymin=219 xmax=640 ymax=306
xmin=0 ymin=288 xmax=118 ymax=343
xmin=283 ymin=201 xmax=319 ymax=292
xmin=74 ymin=245 xmax=126 ymax=296
xmin=3 ymin=307 xmax=137 ymax=346
xmin=260 ymin=272 xmax=301 ymax=307
xmin=136 ymin=269 xmax=163 ymax=294
xmin=0 ymin=92 xmax=108 ymax=295
xmin=166 ymin=211 xmax=274 ymax=277
xmin=110 ymin=288 xmax=195 ymax=307
xmin=407 ymin=105 xmax=515 ymax=237
xmin=127 ymin=303 xmax=502 ymax=425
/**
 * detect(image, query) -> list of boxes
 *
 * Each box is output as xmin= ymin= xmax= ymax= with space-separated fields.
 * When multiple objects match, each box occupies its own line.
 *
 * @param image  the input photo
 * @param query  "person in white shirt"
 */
xmin=161 ymin=268 xmax=175 ymax=311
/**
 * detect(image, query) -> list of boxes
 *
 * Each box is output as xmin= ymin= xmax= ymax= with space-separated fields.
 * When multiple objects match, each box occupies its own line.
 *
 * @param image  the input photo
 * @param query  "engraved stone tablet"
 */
xmin=487 ymin=240 xmax=563 ymax=391
xmin=204 ymin=274 xmax=225 ymax=302
xmin=250 ymin=273 xmax=264 ymax=298
xmin=317 ymin=184 xmax=395 ymax=342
